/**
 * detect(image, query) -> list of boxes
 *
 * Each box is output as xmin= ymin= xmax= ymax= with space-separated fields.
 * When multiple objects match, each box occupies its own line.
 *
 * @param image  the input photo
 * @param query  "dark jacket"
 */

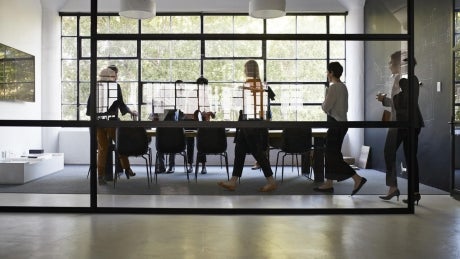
xmin=86 ymin=82 xmax=131 ymax=119
xmin=393 ymin=76 xmax=424 ymax=128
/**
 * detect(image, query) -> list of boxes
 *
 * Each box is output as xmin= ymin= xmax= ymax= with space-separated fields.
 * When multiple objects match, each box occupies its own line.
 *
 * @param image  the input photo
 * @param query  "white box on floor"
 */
xmin=0 ymin=153 xmax=64 ymax=184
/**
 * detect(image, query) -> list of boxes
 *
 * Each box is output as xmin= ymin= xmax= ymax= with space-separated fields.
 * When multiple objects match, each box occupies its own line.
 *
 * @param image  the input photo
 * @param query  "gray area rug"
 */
xmin=0 ymin=165 xmax=447 ymax=196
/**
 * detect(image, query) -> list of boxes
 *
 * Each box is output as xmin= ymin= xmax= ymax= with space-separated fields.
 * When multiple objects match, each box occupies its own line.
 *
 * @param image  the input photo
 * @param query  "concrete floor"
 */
xmin=0 ymin=194 xmax=459 ymax=259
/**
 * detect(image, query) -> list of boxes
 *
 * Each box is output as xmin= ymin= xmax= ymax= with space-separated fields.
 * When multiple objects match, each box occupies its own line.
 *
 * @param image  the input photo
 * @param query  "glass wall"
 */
xmin=0 ymin=0 xmax=423 ymax=212
xmin=0 ymin=126 xmax=91 ymax=208
xmin=61 ymin=14 xmax=346 ymax=122
xmin=453 ymin=3 xmax=460 ymax=195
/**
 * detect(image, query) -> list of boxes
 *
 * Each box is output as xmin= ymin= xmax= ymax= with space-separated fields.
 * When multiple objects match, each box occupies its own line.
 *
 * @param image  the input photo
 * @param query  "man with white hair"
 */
xmin=87 ymin=65 xmax=138 ymax=185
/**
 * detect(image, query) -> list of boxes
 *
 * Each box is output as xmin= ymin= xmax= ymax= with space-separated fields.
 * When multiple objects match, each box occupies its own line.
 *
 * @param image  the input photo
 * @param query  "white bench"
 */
xmin=0 ymin=153 xmax=64 ymax=184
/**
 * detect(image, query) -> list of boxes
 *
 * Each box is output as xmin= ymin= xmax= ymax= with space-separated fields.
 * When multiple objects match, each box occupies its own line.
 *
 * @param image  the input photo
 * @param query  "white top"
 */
xmin=381 ymin=73 xmax=401 ymax=121
xmin=322 ymin=81 xmax=348 ymax=121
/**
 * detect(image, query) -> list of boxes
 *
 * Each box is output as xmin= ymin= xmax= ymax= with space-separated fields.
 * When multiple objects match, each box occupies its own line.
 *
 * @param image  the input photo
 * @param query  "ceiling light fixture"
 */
xmin=119 ymin=0 xmax=156 ymax=20
xmin=249 ymin=0 xmax=286 ymax=19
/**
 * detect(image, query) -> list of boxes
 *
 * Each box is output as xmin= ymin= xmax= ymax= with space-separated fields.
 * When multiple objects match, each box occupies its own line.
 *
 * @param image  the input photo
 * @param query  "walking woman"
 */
xmin=313 ymin=62 xmax=367 ymax=195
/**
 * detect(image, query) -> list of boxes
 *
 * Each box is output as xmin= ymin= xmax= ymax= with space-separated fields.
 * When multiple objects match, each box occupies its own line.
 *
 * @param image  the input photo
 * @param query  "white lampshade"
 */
xmin=119 ymin=0 xmax=156 ymax=20
xmin=249 ymin=0 xmax=286 ymax=19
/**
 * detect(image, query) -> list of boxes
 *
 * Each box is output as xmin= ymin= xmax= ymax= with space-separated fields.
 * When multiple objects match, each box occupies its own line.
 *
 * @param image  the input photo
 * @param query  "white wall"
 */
xmin=41 ymin=0 xmax=67 ymax=153
xmin=0 ymin=0 xmax=43 ymax=157
xmin=338 ymin=0 xmax=366 ymax=159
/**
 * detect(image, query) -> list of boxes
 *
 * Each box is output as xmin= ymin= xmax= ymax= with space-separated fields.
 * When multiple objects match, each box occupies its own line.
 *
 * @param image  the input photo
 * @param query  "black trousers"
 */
xmin=385 ymin=128 xmax=421 ymax=192
xmin=232 ymin=128 xmax=272 ymax=178
xmin=157 ymin=153 xmax=175 ymax=170
xmin=186 ymin=137 xmax=206 ymax=165
xmin=324 ymin=117 xmax=356 ymax=181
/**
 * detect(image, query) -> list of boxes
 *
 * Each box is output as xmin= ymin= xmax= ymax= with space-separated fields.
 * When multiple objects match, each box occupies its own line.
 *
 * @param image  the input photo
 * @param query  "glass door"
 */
xmin=451 ymin=121 xmax=460 ymax=198
xmin=453 ymin=6 xmax=460 ymax=199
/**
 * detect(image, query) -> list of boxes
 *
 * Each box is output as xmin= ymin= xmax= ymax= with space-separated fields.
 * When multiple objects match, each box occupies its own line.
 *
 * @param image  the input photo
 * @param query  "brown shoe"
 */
xmin=218 ymin=181 xmax=236 ymax=191
xmin=259 ymin=183 xmax=277 ymax=192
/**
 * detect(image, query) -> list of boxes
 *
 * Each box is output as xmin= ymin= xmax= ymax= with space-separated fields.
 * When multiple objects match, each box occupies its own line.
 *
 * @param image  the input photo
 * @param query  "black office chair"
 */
xmin=114 ymin=127 xmax=152 ymax=187
xmin=195 ymin=127 xmax=229 ymax=182
xmin=155 ymin=127 xmax=189 ymax=182
xmin=275 ymin=128 xmax=313 ymax=182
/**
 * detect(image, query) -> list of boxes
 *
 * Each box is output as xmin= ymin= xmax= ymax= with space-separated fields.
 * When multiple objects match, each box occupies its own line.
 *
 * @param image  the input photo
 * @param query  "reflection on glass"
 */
xmin=0 ymin=127 xmax=90 ymax=207
xmin=365 ymin=1 xmax=407 ymax=34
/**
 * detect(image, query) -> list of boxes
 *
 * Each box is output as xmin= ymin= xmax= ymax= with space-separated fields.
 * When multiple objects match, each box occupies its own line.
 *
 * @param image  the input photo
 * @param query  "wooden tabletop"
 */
xmin=146 ymin=128 xmax=327 ymax=138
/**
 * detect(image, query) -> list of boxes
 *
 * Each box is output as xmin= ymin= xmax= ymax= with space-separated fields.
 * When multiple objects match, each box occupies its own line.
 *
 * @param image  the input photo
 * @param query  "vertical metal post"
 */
xmin=89 ymin=0 xmax=98 ymax=210
xmin=407 ymin=0 xmax=415 ymax=213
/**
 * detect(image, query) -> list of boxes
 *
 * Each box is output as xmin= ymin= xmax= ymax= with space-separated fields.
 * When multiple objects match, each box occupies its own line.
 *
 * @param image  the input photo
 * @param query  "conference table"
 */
xmin=146 ymin=128 xmax=327 ymax=182
xmin=146 ymin=128 xmax=327 ymax=138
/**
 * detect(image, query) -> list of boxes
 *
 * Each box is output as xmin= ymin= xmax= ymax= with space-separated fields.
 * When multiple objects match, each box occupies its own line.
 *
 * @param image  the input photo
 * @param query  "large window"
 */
xmin=61 ymin=14 xmax=346 ymax=121
xmin=455 ymin=9 xmax=460 ymax=120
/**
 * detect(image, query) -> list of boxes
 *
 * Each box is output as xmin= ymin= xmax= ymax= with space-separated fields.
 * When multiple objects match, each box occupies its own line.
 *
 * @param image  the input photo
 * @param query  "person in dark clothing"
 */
xmin=156 ymin=109 xmax=184 ymax=174
xmin=186 ymin=109 xmax=215 ymax=174
xmin=87 ymin=65 xmax=138 ymax=185
xmin=379 ymin=73 xmax=424 ymax=204
xmin=218 ymin=122 xmax=276 ymax=192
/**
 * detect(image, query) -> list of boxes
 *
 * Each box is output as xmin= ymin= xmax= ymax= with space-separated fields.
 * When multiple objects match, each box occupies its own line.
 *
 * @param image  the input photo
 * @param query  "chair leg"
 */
xmin=148 ymin=148 xmax=155 ymax=184
xmin=113 ymin=169 xmax=116 ymax=187
xmin=184 ymin=151 xmax=189 ymax=182
xmin=195 ymin=153 xmax=200 ymax=183
xmin=224 ymin=152 xmax=230 ymax=181
xmin=308 ymin=151 xmax=314 ymax=181
xmin=275 ymin=151 xmax=282 ymax=179
xmin=141 ymin=156 xmax=150 ymax=188
xmin=220 ymin=156 xmax=223 ymax=169
xmin=154 ymin=153 xmax=160 ymax=183
xmin=282 ymin=153 xmax=289 ymax=183
xmin=295 ymin=154 xmax=300 ymax=176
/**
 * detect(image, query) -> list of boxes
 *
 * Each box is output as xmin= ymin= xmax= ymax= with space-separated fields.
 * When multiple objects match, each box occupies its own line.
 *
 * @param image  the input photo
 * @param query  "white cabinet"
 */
xmin=0 ymin=153 xmax=64 ymax=184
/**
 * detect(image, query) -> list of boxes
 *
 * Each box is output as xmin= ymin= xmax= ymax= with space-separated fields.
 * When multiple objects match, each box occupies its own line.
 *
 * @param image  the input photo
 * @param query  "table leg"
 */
xmin=312 ymin=137 xmax=325 ymax=183
xmin=105 ymin=143 xmax=123 ymax=181
xmin=105 ymin=146 xmax=113 ymax=181
xmin=301 ymin=152 xmax=310 ymax=177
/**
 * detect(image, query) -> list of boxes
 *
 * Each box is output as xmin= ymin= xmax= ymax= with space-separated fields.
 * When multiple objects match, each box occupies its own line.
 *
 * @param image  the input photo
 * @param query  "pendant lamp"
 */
xmin=249 ymin=0 xmax=286 ymax=19
xmin=119 ymin=0 xmax=156 ymax=20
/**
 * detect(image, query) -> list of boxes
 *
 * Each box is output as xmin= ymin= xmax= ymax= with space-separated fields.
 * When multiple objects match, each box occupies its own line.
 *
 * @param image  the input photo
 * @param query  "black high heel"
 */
xmin=125 ymin=169 xmax=136 ymax=179
xmin=351 ymin=177 xmax=367 ymax=196
xmin=403 ymin=193 xmax=421 ymax=205
xmin=379 ymin=189 xmax=400 ymax=201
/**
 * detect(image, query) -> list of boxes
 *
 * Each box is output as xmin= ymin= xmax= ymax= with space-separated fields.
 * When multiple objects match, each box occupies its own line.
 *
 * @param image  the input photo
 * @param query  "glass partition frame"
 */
xmin=0 ymin=0 xmax=418 ymax=214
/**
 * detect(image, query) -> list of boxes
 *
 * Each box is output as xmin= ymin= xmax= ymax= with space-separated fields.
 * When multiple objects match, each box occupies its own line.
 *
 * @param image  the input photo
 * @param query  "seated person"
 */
xmin=156 ymin=109 xmax=184 ymax=174
xmin=187 ymin=109 xmax=216 ymax=174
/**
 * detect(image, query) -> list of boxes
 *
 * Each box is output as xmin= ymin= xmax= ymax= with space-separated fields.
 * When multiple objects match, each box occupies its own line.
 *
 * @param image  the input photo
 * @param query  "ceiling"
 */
xmin=56 ymin=0 xmax=348 ymax=13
